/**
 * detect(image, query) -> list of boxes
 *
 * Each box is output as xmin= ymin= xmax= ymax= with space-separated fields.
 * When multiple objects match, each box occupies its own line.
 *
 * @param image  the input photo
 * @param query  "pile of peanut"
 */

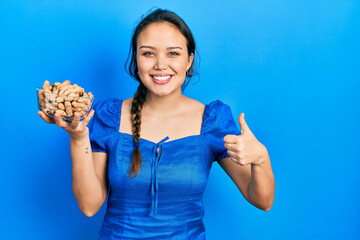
xmin=38 ymin=80 xmax=93 ymax=120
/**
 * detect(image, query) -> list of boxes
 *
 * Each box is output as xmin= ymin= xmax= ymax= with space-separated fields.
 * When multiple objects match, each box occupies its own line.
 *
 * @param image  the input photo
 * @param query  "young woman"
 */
xmin=38 ymin=8 xmax=275 ymax=240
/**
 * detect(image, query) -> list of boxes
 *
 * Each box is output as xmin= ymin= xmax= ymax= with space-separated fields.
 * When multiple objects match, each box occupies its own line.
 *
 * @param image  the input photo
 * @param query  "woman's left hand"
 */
xmin=223 ymin=113 xmax=268 ymax=166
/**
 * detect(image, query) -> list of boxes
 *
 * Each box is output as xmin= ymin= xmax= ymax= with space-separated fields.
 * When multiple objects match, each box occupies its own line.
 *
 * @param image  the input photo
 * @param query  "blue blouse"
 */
xmin=88 ymin=98 xmax=240 ymax=240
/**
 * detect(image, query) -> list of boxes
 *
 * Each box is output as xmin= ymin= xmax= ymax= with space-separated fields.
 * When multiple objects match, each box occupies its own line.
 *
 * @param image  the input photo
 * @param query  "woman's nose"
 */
xmin=154 ymin=55 xmax=167 ymax=70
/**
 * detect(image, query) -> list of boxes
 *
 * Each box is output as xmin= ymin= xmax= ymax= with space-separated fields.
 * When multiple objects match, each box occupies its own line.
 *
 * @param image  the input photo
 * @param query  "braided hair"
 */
xmin=128 ymin=83 xmax=147 ymax=179
xmin=125 ymin=8 xmax=198 ymax=179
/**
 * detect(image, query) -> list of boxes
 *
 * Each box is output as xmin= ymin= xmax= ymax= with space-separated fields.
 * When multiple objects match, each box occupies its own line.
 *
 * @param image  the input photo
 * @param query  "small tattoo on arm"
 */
xmin=85 ymin=147 xmax=89 ymax=154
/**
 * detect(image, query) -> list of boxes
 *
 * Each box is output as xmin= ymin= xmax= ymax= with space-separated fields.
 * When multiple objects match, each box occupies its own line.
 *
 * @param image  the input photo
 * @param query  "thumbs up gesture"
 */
xmin=223 ymin=113 xmax=268 ymax=166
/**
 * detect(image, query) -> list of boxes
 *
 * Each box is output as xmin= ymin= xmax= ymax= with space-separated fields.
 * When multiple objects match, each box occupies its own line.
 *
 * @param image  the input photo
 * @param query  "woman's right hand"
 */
xmin=38 ymin=110 xmax=95 ymax=140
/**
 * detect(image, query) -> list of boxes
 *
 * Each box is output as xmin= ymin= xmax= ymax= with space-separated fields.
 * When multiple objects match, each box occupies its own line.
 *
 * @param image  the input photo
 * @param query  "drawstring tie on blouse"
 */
xmin=150 ymin=136 xmax=169 ymax=216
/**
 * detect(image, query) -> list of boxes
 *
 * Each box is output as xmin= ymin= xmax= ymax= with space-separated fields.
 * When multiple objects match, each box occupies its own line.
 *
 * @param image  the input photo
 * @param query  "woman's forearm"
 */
xmin=248 ymin=150 xmax=275 ymax=211
xmin=70 ymin=128 xmax=105 ymax=216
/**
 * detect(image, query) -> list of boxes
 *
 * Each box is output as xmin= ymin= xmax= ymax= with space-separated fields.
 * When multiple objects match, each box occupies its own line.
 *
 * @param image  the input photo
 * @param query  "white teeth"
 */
xmin=153 ymin=75 xmax=171 ymax=81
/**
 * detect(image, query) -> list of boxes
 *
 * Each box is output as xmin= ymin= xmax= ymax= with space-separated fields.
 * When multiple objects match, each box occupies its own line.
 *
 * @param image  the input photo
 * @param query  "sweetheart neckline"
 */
xmin=117 ymin=131 xmax=203 ymax=145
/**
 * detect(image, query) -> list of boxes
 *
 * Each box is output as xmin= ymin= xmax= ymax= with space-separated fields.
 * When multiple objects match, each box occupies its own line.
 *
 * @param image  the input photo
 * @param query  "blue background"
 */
xmin=1 ymin=0 xmax=359 ymax=239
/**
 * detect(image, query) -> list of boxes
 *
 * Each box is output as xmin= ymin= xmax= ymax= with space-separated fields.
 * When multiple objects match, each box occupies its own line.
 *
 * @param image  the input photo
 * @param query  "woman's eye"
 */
xmin=169 ymin=51 xmax=180 ymax=56
xmin=143 ymin=52 xmax=154 ymax=56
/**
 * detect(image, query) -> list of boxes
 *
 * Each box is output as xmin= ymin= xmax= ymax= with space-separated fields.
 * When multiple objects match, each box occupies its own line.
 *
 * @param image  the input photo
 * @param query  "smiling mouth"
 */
xmin=150 ymin=75 xmax=173 ymax=85
xmin=151 ymin=75 xmax=172 ymax=81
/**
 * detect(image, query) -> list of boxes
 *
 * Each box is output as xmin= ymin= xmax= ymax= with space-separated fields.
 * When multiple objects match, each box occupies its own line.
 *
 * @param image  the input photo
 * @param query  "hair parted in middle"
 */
xmin=124 ymin=8 xmax=198 ymax=179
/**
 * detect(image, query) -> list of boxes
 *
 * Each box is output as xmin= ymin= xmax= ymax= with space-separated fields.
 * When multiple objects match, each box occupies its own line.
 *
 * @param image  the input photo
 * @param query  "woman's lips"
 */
xmin=151 ymin=75 xmax=173 ymax=85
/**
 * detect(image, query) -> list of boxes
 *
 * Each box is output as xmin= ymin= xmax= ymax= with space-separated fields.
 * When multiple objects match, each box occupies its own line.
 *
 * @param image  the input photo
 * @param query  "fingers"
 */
xmin=224 ymin=138 xmax=244 ymax=158
xmin=223 ymin=134 xmax=238 ymax=144
xmin=54 ymin=113 xmax=68 ymax=128
xmin=224 ymin=142 xmax=238 ymax=152
xmin=39 ymin=109 xmax=94 ymax=139
xmin=227 ymin=150 xmax=246 ymax=165
xmin=238 ymin=113 xmax=250 ymax=135
xmin=226 ymin=149 xmax=238 ymax=159
xmin=71 ymin=110 xmax=94 ymax=128
xmin=227 ymin=150 xmax=249 ymax=166
xmin=70 ymin=112 xmax=81 ymax=128
xmin=38 ymin=111 xmax=55 ymax=124
xmin=224 ymin=141 xmax=245 ymax=157
xmin=81 ymin=110 xmax=95 ymax=126
xmin=224 ymin=134 xmax=243 ymax=152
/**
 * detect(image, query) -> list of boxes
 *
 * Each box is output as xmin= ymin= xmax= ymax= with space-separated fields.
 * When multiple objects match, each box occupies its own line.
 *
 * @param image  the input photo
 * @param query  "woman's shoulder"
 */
xmin=184 ymin=97 xmax=231 ymax=116
xmin=202 ymin=99 xmax=232 ymax=117
xmin=185 ymin=97 xmax=228 ymax=107
xmin=201 ymin=99 xmax=237 ymax=132
xmin=183 ymin=97 xmax=205 ymax=113
xmin=206 ymin=99 xmax=229 ymax=108
xmin=92 ymin=97 xmax=123 ymax=122
xmin=89 ymin=98 xmax=123 ymax=133
xmin=121 ymin=97 xmax=133 ymax=113
xmin=93 ymin=97 xmax=122 ymax=110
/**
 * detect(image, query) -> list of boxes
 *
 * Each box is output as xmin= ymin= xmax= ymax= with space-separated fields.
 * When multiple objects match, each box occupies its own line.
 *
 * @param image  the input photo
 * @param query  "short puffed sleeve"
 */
xmin=88 ymin=98 xmax=120 ymax=153
xmin=202 ymin=100 xmax=241 ymax=161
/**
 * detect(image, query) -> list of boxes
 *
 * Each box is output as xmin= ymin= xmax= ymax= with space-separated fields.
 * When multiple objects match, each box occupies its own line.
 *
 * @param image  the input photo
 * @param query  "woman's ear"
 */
xmin=187 ymin=53 xmax=194 ymax=71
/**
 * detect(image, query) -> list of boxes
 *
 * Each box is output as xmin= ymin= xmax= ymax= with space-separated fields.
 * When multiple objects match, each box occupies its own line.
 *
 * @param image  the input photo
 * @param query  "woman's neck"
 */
xmin=143 ymin=91 xmax=187 ymax=116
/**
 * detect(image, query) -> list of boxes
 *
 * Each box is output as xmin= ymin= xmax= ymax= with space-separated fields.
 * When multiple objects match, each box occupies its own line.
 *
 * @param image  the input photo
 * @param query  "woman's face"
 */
xmin=136 ymin=21 xmax=194 ymax=98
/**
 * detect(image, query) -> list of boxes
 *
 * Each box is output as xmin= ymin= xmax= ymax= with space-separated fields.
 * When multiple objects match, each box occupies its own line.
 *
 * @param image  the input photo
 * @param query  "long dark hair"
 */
xmin=124 ymin=8 xmax=198 ymax=179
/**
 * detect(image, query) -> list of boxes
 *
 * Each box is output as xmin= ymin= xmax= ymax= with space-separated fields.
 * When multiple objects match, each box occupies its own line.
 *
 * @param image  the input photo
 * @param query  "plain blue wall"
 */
xmin=1 ymin=0 xmax=359 ymax=239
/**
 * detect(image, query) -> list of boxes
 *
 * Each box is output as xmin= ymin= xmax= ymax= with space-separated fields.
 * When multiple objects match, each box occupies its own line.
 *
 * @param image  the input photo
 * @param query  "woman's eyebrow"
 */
xmin=167 ymin=46 xmax=182 ymax=50
xmin=139 ymin=46 xmax=155 ymax=49
xmin=139 ymin=46 xmax=183 ymax=50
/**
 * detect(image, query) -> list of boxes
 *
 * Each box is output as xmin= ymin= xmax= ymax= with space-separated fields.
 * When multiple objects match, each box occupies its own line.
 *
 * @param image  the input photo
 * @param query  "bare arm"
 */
xmin=218 ymin=150 xmax=275 ymax=211
xmin=222 ymin=113 xmax=275 ymax=211
xmin=38 ymin=110 xmax=108 ymax=217
xmin=248 ymin=153 xmax=275 ymax=211
xmin=70 ymin=130 xmax=109 ymax=217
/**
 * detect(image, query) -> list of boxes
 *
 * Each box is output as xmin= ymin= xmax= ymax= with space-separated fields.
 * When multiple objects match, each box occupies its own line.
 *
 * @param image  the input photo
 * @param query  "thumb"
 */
xmin=238 ymin=113 xmax=250 ymax=135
